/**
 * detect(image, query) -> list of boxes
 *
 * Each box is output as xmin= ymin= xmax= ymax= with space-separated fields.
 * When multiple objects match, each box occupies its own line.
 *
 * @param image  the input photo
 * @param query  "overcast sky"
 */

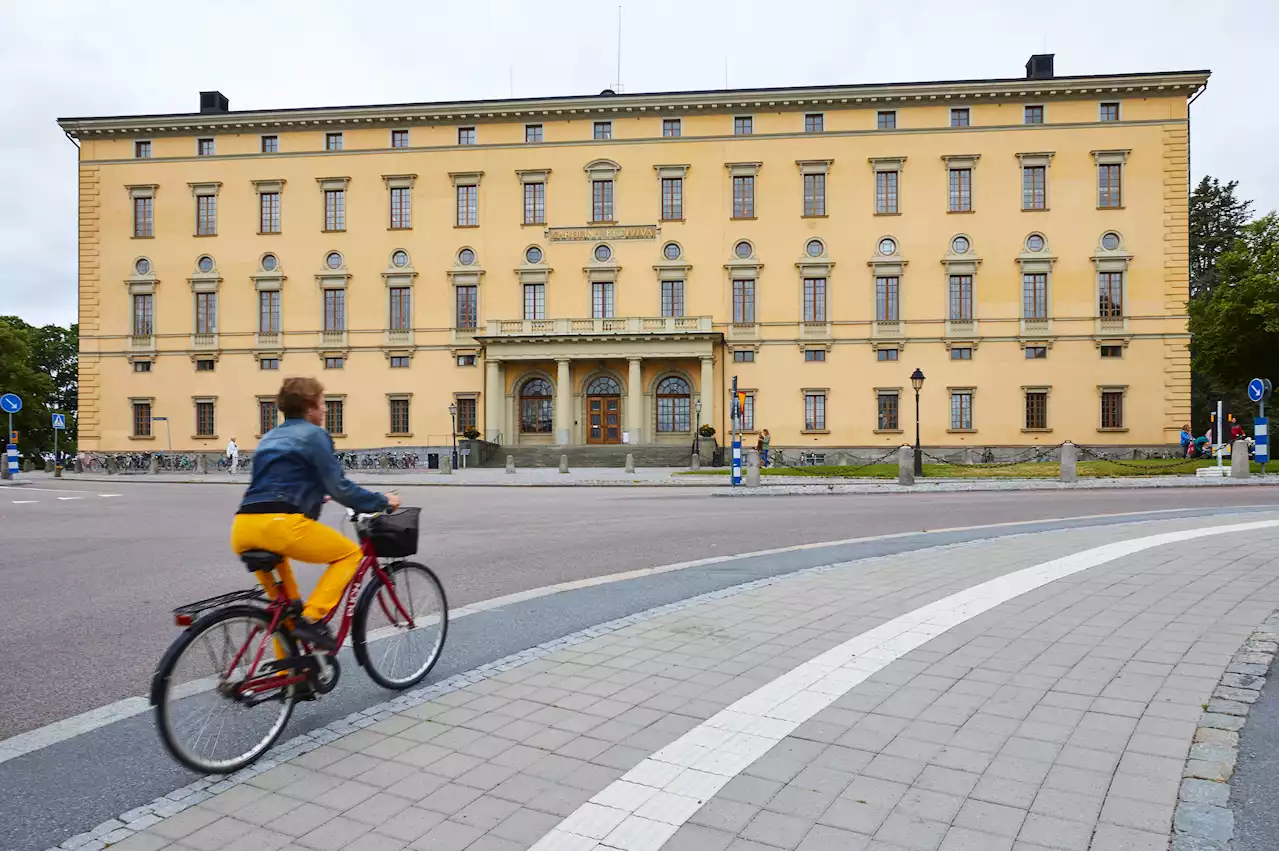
xmin=2 ymin=0 xmax=1276 ymax=328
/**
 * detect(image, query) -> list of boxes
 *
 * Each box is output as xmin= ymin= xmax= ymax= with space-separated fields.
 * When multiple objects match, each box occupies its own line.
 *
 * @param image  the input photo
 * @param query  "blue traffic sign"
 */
xmin=1248 ymin=378 xmax=1266 ymax=403
xmin=52 ymin=413 xmax=66 ymax=430
xmin=0 ymin=393 xmax=21 ymax=414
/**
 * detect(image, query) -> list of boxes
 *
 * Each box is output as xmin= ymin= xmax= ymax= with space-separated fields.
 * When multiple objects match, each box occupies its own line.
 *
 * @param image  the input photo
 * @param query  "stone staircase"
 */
xmin=481 ymin=444 xmax=694 ymax=468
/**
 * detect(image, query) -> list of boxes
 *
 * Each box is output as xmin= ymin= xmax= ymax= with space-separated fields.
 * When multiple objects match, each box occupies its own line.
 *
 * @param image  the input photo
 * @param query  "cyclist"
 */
xmin=231 ymin=377 xmax=400 ymax=650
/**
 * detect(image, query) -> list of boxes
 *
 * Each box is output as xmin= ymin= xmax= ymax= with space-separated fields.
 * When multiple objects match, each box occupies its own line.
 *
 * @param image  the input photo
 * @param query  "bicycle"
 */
xmin=150 ymin=506 xmax=448 ymax=774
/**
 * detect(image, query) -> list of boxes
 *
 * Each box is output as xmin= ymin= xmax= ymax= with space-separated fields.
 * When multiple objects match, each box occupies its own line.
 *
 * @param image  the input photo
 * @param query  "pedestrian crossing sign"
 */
xmin=52 ymin=413 xmax=66 ymax=430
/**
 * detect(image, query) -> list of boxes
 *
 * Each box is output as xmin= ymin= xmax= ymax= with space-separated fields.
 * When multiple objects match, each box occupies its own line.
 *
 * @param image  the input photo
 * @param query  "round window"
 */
xmin=525 ymin=246 xmax=543 ymax=264
xmin=1101 ymin=232 xmax=1120 ymax=251
xmin=951 ymin=236 xmax=970 ymax=255
xmin=458 ymin=248 xmax=476 ymax=266
xmin=391 ymin=250 xmax=409 ymax=267
xmin=261 ymin=254 xmax=278 ymax=272
xmin=325 ymin=251 xmax=343 ymax=269
xmin=878 ymin=237 xmax=897 ymax=256
xmin=134 ymin=258 xmax=151 ymax=275
xmin=1025 ymin=234 xmax=1045 ymax=252
xmin=806 ymin=239 xmax=824 ymax=258
xmin=594 ymin=244 xmax=612 ymax=262
xmin=197 ymin=255 xmax=214 ymax=273
xmin=663 ymin=242 xmax=681 ymax=261
xmin=734 ymin=241 xmax=752 ymax=259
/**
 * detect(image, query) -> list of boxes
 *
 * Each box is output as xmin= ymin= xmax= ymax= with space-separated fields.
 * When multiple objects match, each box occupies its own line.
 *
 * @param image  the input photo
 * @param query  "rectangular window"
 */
xmin=1025 ymin=392 xmax=1047 ymax=429
xmin=950 ymin=392 xmax=973 ymax=430
xmin=950 ymin=108 xmax=970 ymax=128
xmin=133 ymin=360 xmax=152 ymax=373
xmin=324 ymin=189 xmax=345 ymax=231
xmin=132 ymin=401 xmax=152 ymax=437
xmin=877 ymin=110 xmax=896 ymax=129
xmin=323 ymin=289 xmax=345 ymax=331
xmin=195 ymin=359 xmax=215 ymax=372
xmin=593 ymin=121 xmax=612 ymax=140
xmin=324 ymin=356 xmax=344 ymax=370
xmin=455 ymin=285 xmax=478 ymax=330
xmin=389 ymin=399 xmax=410 ymax=435
xmin=733 ymin=350 xmax=755 ymax=363
xmin=732 ymin=279 xmax=756 ymax=323
xmin=1025 ymin=346 xmax=1048 ymax=359
xmin=390 ymin=356 xmax=410 ymax=368
xmin=455 ymin=397 xmax=477 ymax=432
xmin=875 ymin=171 xmax=899 ymax=214
xmin=732 ymin=176 xmax=755 ymax=218
xmin=1100 ymin=102 xmax=1120 ymax=122
xmin=325 ymin=400 xmax=344 ymax=435
xmin=133 ymin=197 xmax=154 ymax=238
xmin=741 ymin=395 xmax=755 ymax=432
xmin=259 ymin=192 xmax=280 ymax=233
xmin=1098 ymin=272 xmax=1124 ymax=318
xmin=804 ymin=349 xmax=826 ymax=362
xmin=591 ymin=282 xmax=615 ymax=319
xmin=1022 ymin=166 xmax=1046 ymax=210
xmin=389 ymin=287 xmax=411 ymax=330
xmin=196 ymin=195 xmax=217 ymax=236
xmin=1101 ymin=392 xmax=1124 ymax=429
xmin=390 ymin=129 xmax=409 ymax=148
xmin=951 ymin=347 xmax=973 ymax=360
xmin=325 ymin=132 xmax=343 ymax=151
xmin=803 ymin=173 xmax=826 ymax=217
xmin=661 ymin=280 xmax=685 ymax=318
xmin=259 ymin=290 xmax=280 ymax=333
xmin=523 ymin=283 xmax=546 ymax=320
xmin=135 ymin=141 xmax=151 ymax=158
xmin=197 ymin=138 xmax=214 ymax=156
xmin=949 ymin=168 xmax=972 ymax=212
xmin=876 ymin=276 xmax=900 ymax=321
xmin=1100 ymin=345 xmax=1123 ymax=359
xmin=804 ymin=113 xmax=824 ymax=133
xmin=1024 ymin=105 xmax=1044 ymax=125
xmin=456 ymin=185 xmax=478 ymax=226
xmin=592 ymin=179 xmax=615 ymax=222
xmin=876 ymin=348 xmax=899 ymax=362
xmin=803 ymin=278 xmax=827 ymax=322
xmin=523 ymin=182 xmax=546 ymax=225
xmin=194 ymin=292 xmax=217 ymax=334
xmin=259 ymin=400 xmax=279 ymax=435
xmin=1098 ymin=164 xmax=1122 ymax=208
xmin=390 ymin=187 xmax=412 ymax=229
xmin=195 ymin=401 xmax=215 ymax=437
xmin=1022 ymin=273 xmax=1048 ymax=319
xmin=662 ymin=119 xmax=681 ymax=137
xmin=949 ymin=275 xmax=973 ymax=321
xmin=733 ymin=116 xmax=753 ymax=135
xmin=457 ymin=127 xmax=475 ymax=145
xmin=261 ymin=135 xmax=279 ymax=153
xmin=457 ymin=355 xmax=476 ymax=367
xmin=805 ymin=393 xmax=826 ymax=431
xmin=661 ymin=177 xmax=683 ymax=220
xmin=132 ymin=293 xmax=153 ymax=335
xmin=877 ymin=393 xmax=899 ymax=430
xmin=259 ymin=358 xmax=279 ymax=371
xmin=525 ymin=124 xmax=543 ymax=143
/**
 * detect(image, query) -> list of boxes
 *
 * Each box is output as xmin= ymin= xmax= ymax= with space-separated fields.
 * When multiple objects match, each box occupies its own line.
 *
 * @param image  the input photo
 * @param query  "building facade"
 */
xmin=58 ymin=56 xmax=1208 ymax=454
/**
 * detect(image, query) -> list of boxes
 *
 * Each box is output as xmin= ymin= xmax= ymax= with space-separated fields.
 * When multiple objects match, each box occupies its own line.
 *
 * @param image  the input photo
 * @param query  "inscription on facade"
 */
xmin=545 ymin=225 xmax=659 ymax=242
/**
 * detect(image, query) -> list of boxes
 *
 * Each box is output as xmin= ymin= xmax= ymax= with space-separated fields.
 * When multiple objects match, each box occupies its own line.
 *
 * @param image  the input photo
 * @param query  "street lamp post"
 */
xmin=448 ymin=403 xmax=458 ymax=469
xmin=910 ymin=368 xmax=926 ymax=476
xmin=694 ymin=399 xmax=703 ymax=458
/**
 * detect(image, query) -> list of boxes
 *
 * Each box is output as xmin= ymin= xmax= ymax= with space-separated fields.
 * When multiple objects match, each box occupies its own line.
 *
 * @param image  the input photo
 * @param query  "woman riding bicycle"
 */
xmin=232 ymin=377 xmax=400 ymax=651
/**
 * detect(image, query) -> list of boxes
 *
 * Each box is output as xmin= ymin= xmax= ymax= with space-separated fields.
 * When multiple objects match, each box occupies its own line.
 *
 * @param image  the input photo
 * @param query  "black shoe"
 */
xmin=289 ymin=617 xmax=337 ymax=651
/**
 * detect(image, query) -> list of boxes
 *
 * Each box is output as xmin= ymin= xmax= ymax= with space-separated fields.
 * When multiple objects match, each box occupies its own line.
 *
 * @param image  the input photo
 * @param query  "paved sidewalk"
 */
xmin=80 ymin=513 xmax=1276 ymax=851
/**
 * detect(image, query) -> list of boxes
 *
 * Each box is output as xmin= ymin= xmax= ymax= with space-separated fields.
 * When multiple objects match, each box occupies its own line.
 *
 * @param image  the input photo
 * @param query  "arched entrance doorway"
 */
xmin=585 ymin=375 xmax=622 ymax=444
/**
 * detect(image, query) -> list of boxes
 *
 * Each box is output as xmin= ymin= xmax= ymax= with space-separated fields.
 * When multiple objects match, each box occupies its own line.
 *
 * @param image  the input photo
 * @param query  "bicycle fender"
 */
xmin=149 ymin=605 xmax=271 ymax=706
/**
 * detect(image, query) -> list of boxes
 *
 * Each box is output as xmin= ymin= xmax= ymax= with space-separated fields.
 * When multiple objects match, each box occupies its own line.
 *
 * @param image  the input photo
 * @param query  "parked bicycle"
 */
xmin=151 ymin=506 xmax=448 ymax=773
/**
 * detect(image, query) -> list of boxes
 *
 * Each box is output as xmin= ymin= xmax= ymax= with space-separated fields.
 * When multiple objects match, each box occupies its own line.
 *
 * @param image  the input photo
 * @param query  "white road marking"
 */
xmin=0 ymin=506 xmax=1267 ymax=766
xmin=529 ymin=519 xmax=1278 ymax=851
xmin=99 ymin=493 xmax=122 ymax=498
xmin=56 ymin=497 xmax=83 ymax=501
xmin=11 ymin=500 xmax=37 ymax=504
xmin=0 ymin=485 xmax=100 ymax=495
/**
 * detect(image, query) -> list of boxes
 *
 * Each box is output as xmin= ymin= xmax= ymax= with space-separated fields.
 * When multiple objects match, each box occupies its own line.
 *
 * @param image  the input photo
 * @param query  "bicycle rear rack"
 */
xmin=172 ymin=588 xmax=266 ymax=626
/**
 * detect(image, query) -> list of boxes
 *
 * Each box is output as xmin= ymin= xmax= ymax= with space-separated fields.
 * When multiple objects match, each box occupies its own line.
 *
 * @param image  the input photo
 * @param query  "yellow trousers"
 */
xmin=230 ymin=514 xmax=362 ymax=621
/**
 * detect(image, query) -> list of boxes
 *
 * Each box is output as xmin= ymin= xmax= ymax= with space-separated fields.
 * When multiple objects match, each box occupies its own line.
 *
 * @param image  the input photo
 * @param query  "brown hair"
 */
xmin=277 ymin=377 xmax=324 ymax=418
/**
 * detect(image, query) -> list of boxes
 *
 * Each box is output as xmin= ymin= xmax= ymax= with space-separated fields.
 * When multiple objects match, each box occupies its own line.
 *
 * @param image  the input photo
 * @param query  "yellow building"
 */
xmin=58 ymin=55 xmax=1208 ymax=459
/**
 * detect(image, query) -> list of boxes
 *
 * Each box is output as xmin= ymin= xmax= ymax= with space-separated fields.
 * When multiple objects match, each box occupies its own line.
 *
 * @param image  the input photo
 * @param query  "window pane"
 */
xmin=195 ymin=292 xmax=217 ymax=334
xmin=524 ymin=182 xmax=545 ymax=224
xmin=325 ymin=400 xmax=344 ymax=435
xmin=134 ymin=197 xmax=154 ymax=237
xmin=877 ymin=111 xmax=896 ymax=129
xmin=324 ymin=289 xmax=346 ymax=331
xmin=950 ymin=393 xmax=973 ymax=429
xmin=805 ymin=394 xmax=826 ymax=431
xmin=1101 ymin=392 xmax=1124 ymax=429
xmin=325 ymin=133 xmax=343 ymax=151
xmin=390 ymin=287 xmax=411 ymax=329
xmin=592 ymin=180 xmax=614 ymax=222
xmin=390 ymin=399 xmax=410 ymax=434
xmin=663 ymin=119 xmax=681 ymax=137
xmin=133 ymin=294 xmax=153 ymax=335
xmin=523 ymin=284 xmax=545 ymax=320
xmin=803 ymin=173 xmax=826 ymax=216
xmin=1100 ymin=103 xmax=1120 ymax=122
xmin=949 ymin=275 xmax=973 ymax=320
xmin=1098 ymin=272 xmax=1124 ymax=318
xmin=133 ymin=402 xmax=152 ymax=437
xmin=876 ymin=171 xmax=898 ymax=214
xmin=661 ymin=280 xmax=685 ymax=317
xmin=661 ymin=178 xmax=683 ymax=220
xmin=195 ymin=401 xmax=215 ymax=437
xmin=390 ymin=187 xmax=412 ymax=229
xmin=525 ymin=124 xmax=543 ymax=143
xmin=732 ymin=279 xmax=756 ymax=323
xmin=259 ymin=290 xmax=280 ymax=333
xmin=1025 ymin=392 xmax=1047 ymax=429
xmin=1024 ymin=106 xmax=1044 ymax=124
xmin=456 ymin=285 xmax=477 ymax=329
xmin=456 ymin=185 xmax=477 ymax=226
xmin=805 ymin=113 xmax=824 ymax=133
xmin=877 ymin=393 xmax=899 ymax=430
xmin=1022 ymin=167 xmax=1046 ymax=210
xmin=950 ymin=108 xmax=969 ymax=128
xmin=803 ymin=278 xmax=826 ymax=322
xmin=196 ymin=195 xmax=216 ymax=235
xmin=592 ymin=283 xmax=615 ymax=319
xmin=734 ymin=116 xmax=752 ymax=135
xmin=949 ymin=168 xmax=971 ymax=212
xmin=259 ymin=401 xmax=278 ymax=435
xmin=1098 ymin=164 xmax=1122 ymax=208
xmin=325 ymin=190 xmax=346 ymax=230
xmin=457 ymin=127 xmax=475 ymax=145
xmin=593 ymin=121 xmax=612 ymax=140
xmin=876 ymin=276 xmax=899 ymax=321
xmin=1022 ymin=273 xmax=1048 ymax=319
xmin=733 ymin=176 xmax=755 ymax=218
xmin=259 ymin=192 xmax=280 ymax=233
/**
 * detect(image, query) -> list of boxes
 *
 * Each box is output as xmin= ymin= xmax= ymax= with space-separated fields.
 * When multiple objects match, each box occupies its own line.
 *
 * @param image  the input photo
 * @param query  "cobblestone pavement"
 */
xmin=81 ymin=512 xmax=1276 ymax=851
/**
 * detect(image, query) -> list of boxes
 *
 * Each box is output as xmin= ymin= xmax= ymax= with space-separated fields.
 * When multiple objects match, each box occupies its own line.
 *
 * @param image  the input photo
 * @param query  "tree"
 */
xmin=0 ymin=319 xmax=57 ymax=463
xmin=1190 ymin=177 xmax=1253 ymax=299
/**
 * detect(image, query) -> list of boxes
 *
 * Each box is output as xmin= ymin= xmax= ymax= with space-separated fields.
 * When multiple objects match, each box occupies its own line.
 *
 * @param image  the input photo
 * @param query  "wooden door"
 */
xmin=587 ymin=396 xmax=622 ymax=444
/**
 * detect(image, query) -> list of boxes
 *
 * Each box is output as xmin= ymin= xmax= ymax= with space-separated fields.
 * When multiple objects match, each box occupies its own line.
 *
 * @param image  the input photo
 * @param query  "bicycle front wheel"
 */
xmin=353 ymin=561 xmax=448 ymax=690
xmin=153 ymin=606 xmax=298 ymax=774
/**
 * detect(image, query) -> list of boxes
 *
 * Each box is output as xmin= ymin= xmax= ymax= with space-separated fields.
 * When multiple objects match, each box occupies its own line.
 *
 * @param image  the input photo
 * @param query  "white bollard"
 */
xmin=897 ymin=445 xmax=914 ymax=486
xmin=691 ymin=453 xmax=700 ymax=471
xmin=1059 ymin=442 xmax=1078 ymax=483
xmin=1231 ymin=440 xmax=1251 ymax=479
xmin=624 ymin=453 xmax=635 ymax=473
xmin=505 ymin=455 xmax=516 ymax=474
xmin=559 ymin=455 xmax=569 ymax=474
xmin=745 ymin=449 xmax=761 ymax=487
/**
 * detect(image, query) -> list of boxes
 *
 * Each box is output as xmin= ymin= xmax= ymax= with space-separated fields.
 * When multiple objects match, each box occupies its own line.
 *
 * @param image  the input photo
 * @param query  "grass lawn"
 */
xmin=680 ymin=458 xmax=1280 ymax=479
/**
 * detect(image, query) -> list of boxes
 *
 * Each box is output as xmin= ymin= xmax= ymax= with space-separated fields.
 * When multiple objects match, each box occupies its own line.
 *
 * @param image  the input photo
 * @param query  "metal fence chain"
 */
xmin=768 ymin=445 xmax=901 ymax=476
xmin=920 ymin=442 xmax=1065 ymax=469
xmin=1075 ymin=445 xmax=1206 ymax=472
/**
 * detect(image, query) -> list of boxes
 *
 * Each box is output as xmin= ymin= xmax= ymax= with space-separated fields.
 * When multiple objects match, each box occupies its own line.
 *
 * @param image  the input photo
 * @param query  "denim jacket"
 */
xmin=239 ymin=418 xmax=389 ymax=519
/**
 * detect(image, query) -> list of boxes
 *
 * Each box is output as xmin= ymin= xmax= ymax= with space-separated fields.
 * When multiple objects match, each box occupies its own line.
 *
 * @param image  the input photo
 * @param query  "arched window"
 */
xmin=656 ymin=376 xmax=691 ymax=433
xmin=520 ymin=378 xmax=553 ymax=433
xmin=586 ymin=375 xmax=622 ymax=395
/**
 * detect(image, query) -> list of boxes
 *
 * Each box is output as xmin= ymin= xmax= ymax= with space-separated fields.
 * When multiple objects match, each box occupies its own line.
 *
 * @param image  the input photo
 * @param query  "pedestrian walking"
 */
xmin=756 ymin=429 xmax=771 ymax=468
xmin=226 ymin=436 xmax=239 ymax=473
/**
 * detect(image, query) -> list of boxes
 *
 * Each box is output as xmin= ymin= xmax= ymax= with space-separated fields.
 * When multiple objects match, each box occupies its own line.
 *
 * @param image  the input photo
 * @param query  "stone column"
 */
xmin=1059 ymin=442 xmax=1078 ymax=483
xmin=1231 ymin=440 xmax=1251 ymax=478
xmin=699 ymin=357 xmax=715 ymax=437
xmin=484 ymin=358 xmax=504 ymax=443
xmin=897 ymin=445 xmax=914 ymax=485
xmin=746 ymin=449 xmax=761 ymax=487
xmin=627 ymin=357 xmax=643 ymax=445
xmin=555 ymin=358 xmax=572 ymax=445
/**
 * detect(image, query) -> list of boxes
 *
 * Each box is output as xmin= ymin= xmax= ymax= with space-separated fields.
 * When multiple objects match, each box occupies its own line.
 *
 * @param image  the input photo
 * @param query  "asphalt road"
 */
xmin=1232 ymin=654 xmax=1277 ymax=851
xmin=0 ymin=480 xmax=1273 ymax=740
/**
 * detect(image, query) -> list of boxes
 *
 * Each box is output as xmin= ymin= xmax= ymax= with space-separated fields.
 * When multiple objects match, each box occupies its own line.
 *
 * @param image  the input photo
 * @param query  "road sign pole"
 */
xmin=1216 ymin=400 xmax=1224 ymax=471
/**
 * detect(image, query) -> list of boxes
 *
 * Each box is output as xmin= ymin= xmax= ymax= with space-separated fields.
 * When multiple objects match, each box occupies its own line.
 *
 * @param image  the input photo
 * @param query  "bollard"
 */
xmin=23 ymin=459 xmax=34 ymax=473
xmin=745 ymin=449 xmax=761 ymax=487
xmin=505 ymin=455 xmax=515 ymax=474
xmin=198 ymin=454 xmax=208 ymax=474
xmin=149 ymin=454 xmax=159 ymax=475
xmin=897 ymin=445 xmax=914 ymax=486
xmin=106 ymin=456 xmax=117 ymax=474
xmin=691 ymin=453 xmax=700 ymax=472
xmin=55 ymin=465 xmax=62 ymax=478
xmin=624 ymin=453 xmax=635 ymax=473
xmin=75 ymin=458 xmax=84 ymax=474
xmin=441 ymin=455 xmax=452 ymax=475
xmin=380 ymin=454 xmax=390 ymax=471
xmin=1059 ymin=442 xmax=1078 ymax=483
xmin=1231 ymin=440 xmax=1251 ymax=479
xmin=45 ymin=459 xmax=54 ymax=473
xmin=559 ymin=455 xmax=569 ymax=474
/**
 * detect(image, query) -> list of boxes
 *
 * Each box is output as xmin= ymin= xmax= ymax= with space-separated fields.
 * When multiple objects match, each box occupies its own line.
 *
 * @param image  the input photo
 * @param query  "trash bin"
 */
xmin=426 ymin=453 xmax=439 ymax=470
xmin=712 ymin=448 xmax=725 ymax=467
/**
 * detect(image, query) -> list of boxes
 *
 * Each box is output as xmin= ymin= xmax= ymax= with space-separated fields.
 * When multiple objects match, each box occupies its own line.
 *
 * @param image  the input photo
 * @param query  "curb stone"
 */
xmin=1172 ymin=611 xmax=1278 ymax=851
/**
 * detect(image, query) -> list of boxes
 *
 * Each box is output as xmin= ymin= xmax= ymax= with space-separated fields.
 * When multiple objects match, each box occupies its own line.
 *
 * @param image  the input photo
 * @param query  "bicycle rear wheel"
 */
xmin=153 ymin=606 xmax=298 ymax=774
xmin=353 ymin=561 xmax=448 ymax=689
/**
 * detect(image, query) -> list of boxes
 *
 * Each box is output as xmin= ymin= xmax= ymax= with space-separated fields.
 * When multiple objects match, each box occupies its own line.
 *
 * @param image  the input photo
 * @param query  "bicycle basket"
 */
xmin=367 ymin=507 xmax=420 ymax=557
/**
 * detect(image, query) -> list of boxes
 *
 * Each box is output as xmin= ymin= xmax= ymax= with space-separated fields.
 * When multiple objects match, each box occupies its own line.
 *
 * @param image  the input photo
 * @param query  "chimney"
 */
xmin=199 ymin=91 xmax=229 ymax=114
xmin=1025 ymin=54 xmax=1054 ymax=80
